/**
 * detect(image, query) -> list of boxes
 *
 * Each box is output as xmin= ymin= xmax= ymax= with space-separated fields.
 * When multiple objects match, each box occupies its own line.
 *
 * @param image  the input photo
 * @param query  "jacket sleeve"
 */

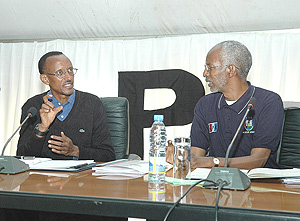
xmin=17 ymin=101 xmax=46 ymax=156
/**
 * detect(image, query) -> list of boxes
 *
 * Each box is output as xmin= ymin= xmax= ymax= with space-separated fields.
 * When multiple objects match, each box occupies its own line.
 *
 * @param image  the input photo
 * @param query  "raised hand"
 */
xmin=38 ymin=94 xmax=63 ymax=133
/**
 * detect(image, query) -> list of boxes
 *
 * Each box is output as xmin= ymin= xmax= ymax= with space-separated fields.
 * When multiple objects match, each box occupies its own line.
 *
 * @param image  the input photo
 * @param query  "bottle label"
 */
xmin=149 ymin=157 xmax=166 ymax=174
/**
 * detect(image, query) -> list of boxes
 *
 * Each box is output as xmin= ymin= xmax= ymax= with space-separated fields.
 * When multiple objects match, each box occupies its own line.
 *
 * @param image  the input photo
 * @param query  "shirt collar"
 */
xmin=218 ymin=81 xmax=255 ymax=114
xmin=47 ymin=89 xmax=76 ymax=107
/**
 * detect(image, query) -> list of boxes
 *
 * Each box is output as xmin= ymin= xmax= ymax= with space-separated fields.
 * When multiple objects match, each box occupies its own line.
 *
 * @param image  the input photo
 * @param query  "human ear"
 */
xmin=227 ymin=65 xmax=237 ymax=77
xmin=40 ymin=74 xmax=49 ymax=85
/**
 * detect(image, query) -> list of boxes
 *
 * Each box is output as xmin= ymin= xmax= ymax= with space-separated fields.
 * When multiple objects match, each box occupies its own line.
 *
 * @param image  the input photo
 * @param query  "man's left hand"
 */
xmin=48 ymin=132 xmax=79 ymax=158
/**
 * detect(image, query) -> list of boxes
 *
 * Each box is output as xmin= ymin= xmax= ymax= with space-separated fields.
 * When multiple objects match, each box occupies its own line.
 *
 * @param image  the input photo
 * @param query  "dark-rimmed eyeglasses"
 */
xmin=45 ymin=68 xmax=78 ymax=79
xmin=204 ymin=64 xmax=239 ymax=72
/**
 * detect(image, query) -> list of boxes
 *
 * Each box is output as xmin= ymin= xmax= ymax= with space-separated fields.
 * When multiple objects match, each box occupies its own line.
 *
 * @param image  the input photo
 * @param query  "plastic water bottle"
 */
xmin=148 ymin=115 xmax=166 ymax=200
xmin=148 ymin=115 xmax=167 ymax=197
xmin=148 ymin=182 xmax=165 ymax=202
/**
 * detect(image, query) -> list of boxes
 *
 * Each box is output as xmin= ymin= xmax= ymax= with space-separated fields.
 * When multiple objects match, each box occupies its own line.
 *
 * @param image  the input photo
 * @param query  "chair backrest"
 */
xmin=100 ymin=97 xmax=129 ymax=160
xmin=277 ymin=107 xmax=300 ymax=168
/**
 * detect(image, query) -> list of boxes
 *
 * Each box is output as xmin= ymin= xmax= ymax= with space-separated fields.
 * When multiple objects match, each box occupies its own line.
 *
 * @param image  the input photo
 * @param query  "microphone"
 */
xmin=203 ymin=97 xmax=256 ymax=190
xmin=224 ymin=97 xmax=256 ymax=167
xmin=0 ymin=107 xmax=37 ymax=174
xmin=2 ymin=107 xmax=37 ymax=156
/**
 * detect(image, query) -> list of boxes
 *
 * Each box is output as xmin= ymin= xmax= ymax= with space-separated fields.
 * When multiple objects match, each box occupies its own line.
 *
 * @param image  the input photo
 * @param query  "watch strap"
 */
xmin=34 ymin=123 xmax=49 ymax=136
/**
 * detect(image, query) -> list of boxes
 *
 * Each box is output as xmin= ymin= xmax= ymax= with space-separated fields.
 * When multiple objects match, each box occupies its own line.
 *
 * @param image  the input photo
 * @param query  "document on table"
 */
xmin=92 ymin=159 xmax=172 ymax=180
xmin=20 ymin=157 xmax=97 ymax=172
xmin=246 ymin=168 xmax=300 ymax=179
xmin=19 ymin=157 xmax=52 ymax=165
xmin=93 ymin=160 xmax=148 ymax=177
xmin=190 ymin=167 xmax=300 ymax=180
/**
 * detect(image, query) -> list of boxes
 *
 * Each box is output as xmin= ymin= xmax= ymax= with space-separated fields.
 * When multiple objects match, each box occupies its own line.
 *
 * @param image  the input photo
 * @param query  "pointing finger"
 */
xmin=42 ymin=94 xmax=55 ymax=109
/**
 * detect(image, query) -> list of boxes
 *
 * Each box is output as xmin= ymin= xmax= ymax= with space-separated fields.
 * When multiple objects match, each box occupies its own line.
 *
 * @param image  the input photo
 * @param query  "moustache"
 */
xmin=205 ymin=77 xmax=212 ymax=83
xmin=63 ymin=80 xmax=73 ymax=86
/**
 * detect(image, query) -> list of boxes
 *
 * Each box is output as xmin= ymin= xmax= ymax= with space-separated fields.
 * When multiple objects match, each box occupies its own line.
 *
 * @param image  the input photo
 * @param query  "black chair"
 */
xmin=277 ymin=106 xmax=300 ymax=168
xmin=100 ymin=97 xmax=130 ymax=160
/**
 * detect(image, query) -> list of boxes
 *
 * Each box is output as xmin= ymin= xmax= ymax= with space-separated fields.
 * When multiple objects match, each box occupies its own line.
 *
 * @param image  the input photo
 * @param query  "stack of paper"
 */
xmin=92 ymin=160 xmax=148 ymax=180
xmin=93 ymin=160 xmax=173 ymax=180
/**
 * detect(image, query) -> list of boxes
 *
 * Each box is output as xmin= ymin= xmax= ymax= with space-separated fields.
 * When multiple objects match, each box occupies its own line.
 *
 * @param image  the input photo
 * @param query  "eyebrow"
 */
xmin=54 ymin=66 xmax=73 ymax=72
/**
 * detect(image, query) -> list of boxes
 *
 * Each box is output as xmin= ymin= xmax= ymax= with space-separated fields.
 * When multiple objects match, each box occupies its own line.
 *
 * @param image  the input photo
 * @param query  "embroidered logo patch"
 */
xmin=208 ymin=122 xmax=218 ymax=133
xmin=244 ymin=117 xmax=253 ymax=131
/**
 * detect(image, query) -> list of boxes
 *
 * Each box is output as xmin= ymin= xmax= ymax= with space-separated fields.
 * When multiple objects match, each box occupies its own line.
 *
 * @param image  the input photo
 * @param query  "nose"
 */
xmin=203 ymin=68 xmax=209 ymax=78
xmin=63 ymin=71 xmax=73 ymax=80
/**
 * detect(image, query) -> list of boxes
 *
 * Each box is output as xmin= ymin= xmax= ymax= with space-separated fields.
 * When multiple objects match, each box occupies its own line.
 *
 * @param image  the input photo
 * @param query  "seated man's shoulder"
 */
xmin=196 ymin=92 xmax=222 ymax=106
xmin=23 ymin=91 xmax=48 ymax=106
xmin=77 ymin=90 xmax=101 ymax=101
xmin=255 ymin=86 xmax=283 ymax=103
xmin=76 ymin=90 xmax=104 ymax=110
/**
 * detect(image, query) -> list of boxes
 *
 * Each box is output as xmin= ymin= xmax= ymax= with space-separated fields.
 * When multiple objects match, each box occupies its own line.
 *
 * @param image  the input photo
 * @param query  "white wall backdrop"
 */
xmin=1 ymin=31 xmax=300 ymax=156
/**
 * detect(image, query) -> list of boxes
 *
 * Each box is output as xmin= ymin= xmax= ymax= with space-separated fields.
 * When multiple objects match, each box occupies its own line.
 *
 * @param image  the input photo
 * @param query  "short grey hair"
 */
xmin=211 ymin=40 xmax=252 ymax=80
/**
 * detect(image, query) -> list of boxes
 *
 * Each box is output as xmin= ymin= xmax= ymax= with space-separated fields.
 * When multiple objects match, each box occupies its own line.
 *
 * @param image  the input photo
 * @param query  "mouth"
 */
xmin=63 ymin=81 xmax=73 ymax=89
xmin=205 ymin=78 xmax=213 ymax=87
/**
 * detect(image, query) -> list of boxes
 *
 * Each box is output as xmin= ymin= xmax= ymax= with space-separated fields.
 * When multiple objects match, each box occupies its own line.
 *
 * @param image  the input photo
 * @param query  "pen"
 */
xmin=69 ymin=163 xmax=89 ymax=169
xmin=22 ymin=156 xmax=35 ymax=160
xmin=15 ymin=156 xmax=35 ymax=160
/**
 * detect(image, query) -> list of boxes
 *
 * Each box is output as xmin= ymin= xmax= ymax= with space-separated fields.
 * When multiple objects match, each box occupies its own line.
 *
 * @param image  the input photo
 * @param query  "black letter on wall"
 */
xmin=118 ymin=69 xmax=205 ymax=159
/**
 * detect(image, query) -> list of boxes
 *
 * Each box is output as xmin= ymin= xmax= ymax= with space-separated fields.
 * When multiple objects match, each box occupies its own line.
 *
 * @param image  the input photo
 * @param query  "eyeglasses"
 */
xmin=45 ymin=67 xmax=78 ymax=79
xmin=204 ymin=64 xmax=239 ymax=72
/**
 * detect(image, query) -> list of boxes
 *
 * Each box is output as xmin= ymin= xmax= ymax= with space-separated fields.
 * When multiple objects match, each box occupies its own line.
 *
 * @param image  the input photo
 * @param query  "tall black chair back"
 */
xmin=100 ymin=97 xmax=129 ymax=160
xmin=277 ymin=107 xmax=300 ymax=168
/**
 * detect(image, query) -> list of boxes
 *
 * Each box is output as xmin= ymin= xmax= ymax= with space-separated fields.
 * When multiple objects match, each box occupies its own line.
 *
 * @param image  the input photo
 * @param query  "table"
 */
xmin=0 ymin=169 xmax=300 ymax=220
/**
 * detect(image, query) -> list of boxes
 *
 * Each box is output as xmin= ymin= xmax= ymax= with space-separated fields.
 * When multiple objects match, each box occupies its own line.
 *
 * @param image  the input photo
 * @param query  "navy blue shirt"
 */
xmin=191 ymin=82 xmax=284 ymax=168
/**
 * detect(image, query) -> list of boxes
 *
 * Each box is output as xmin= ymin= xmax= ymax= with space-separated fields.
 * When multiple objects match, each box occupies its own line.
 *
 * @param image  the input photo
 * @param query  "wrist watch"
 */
xmin=34 ymin=123 xmax=49 ymax=136
xmin=213 ymin=157 xmax=220 ymax=167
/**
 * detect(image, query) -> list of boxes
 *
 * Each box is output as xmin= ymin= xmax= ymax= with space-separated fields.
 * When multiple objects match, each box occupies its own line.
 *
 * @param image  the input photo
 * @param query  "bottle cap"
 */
xmin=154 ymin=115 xmax=164 ymax=121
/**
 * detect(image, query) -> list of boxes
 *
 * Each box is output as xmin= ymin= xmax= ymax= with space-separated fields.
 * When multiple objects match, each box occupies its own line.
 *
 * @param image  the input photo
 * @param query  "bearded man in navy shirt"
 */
xmin=168 ymin=40 xmax=284 ymax=170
